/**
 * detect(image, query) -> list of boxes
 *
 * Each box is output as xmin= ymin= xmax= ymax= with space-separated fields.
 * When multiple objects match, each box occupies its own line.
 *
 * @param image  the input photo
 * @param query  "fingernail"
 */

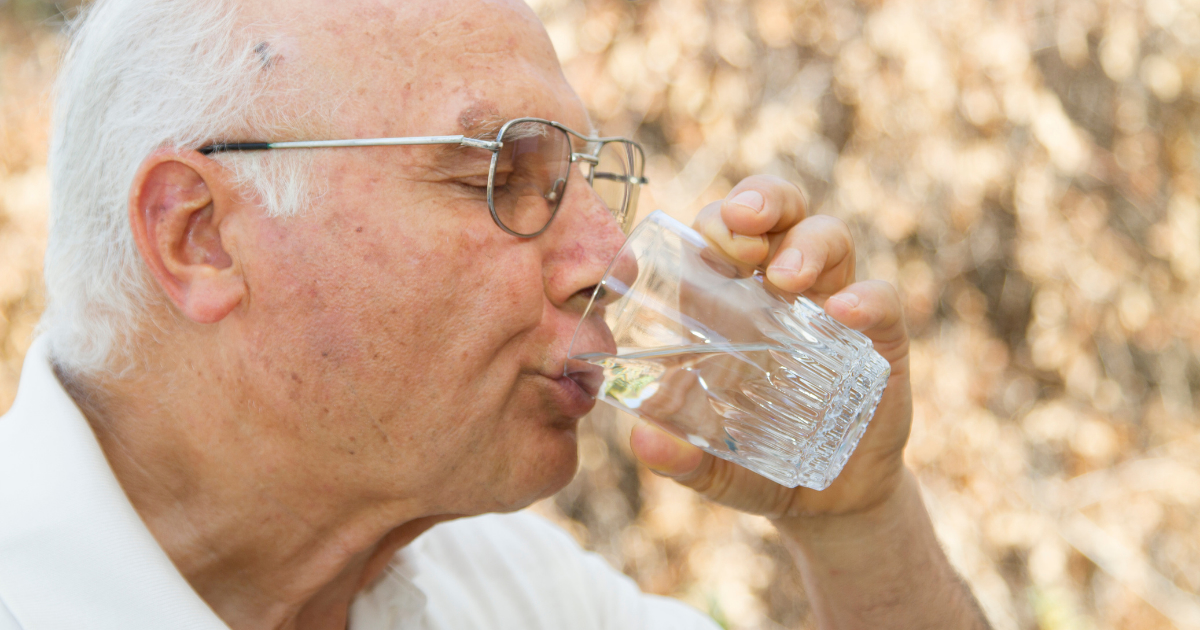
xmin=830 ymin=292 xmax=860 ymax=308
xmin=771 ymin=248 xmax=802 ymax=272
xmin=728 ymin=190 xmax=765 ymax=213
xmin=732 ymin=232 xmax=762 ymax=242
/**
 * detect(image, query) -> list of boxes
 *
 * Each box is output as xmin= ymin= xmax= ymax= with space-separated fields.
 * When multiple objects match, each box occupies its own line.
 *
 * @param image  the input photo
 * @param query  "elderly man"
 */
xmin=0 ymin=0 xmax=991 ymax=628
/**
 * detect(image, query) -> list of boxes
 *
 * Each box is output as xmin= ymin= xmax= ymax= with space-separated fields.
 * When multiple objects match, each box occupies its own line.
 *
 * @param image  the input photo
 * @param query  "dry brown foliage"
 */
xmin=3 ymin=0 xmax=1199 ymax=628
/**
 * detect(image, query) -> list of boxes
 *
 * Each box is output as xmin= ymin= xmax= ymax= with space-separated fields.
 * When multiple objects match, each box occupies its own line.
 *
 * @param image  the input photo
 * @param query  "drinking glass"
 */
xmin=566 ymin=211 xmax=890 ymax=490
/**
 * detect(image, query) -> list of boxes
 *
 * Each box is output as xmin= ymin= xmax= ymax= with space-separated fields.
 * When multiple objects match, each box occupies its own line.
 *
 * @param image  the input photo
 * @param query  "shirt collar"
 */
xmin=349 ymin=550 xmax=429 ymax=629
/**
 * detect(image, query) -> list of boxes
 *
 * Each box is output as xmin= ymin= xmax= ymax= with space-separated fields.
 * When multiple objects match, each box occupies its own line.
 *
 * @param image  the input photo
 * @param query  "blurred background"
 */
xmin=3 ymin=0 xmax=1200 ymax=627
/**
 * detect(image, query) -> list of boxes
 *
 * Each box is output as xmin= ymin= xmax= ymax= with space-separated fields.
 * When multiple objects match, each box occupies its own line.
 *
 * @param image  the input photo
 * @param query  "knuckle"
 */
xmin=741 ymin=173 xmax=777 ymax=186
xmin=775 ymin=175 xmax=805 ymax=200
xmin=761 ymin=173 xmax=792 ymax=190
xmin=858 ymin=280 xmax=893 ymax=305
xmin=868 ymin=281 xmax=908 ymax=327
xmin=790 ymin=180 xmax=807 ymax=205
xmin=805 ymin=214 xmax=851 ymax=238
xmin=678 ymin=454 xmax=715 ymax=486
xmin=738 ymin=176 xmax=786 ymax=199
xmin=766 ymin=175 xmax=806 ymax=206
xmin=737 ymin=175 xmax=805 ymax=207
xmin=872 ymin=279 xmax=902 ymax=301
xmin=691 ymin=460 xmax=735 ymax=498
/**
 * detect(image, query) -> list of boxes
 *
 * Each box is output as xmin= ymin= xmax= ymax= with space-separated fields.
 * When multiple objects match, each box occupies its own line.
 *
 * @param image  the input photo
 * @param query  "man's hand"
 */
xmin=628 ymin=174 xmax=912 ymax=520
xmin=627 ymin=175 xmax=992 ymax=629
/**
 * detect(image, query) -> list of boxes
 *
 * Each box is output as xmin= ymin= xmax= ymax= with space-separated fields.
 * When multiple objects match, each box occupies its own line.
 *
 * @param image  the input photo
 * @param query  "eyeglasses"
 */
xmin=199 ymin=117 xmax=647 ymax=237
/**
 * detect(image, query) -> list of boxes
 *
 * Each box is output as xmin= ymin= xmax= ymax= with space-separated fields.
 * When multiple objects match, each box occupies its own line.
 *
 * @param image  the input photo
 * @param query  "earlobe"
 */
xmin=129 ymin=150 xmax=246 ymax=325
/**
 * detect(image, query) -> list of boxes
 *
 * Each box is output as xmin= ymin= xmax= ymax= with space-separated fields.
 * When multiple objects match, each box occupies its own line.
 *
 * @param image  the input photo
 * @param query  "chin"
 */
xmin=489 ymin=422 xmax=581 ymax=513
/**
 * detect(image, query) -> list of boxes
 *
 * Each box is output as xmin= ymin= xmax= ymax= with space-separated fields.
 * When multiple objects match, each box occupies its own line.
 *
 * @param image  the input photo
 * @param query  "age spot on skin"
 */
xmin=254 ymin=41 xmax=281 ymax=71
xmin=458 ymin=101 xmax=502 ymax=134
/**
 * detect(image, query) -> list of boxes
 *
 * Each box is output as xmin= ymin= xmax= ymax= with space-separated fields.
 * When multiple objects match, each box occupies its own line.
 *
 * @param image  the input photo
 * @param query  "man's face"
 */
xmin=226 ymin=0 xmax=625 ymax=514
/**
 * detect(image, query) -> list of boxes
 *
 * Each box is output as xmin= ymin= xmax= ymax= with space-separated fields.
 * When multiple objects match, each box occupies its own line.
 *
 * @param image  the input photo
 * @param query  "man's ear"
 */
xmin=128 ymin=149 xmax=246 ymax=324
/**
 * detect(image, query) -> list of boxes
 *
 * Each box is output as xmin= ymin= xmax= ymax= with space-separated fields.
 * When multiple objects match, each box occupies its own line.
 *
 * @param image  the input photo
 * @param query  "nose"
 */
xmin=539 ymin=164 xmax=629 ymax=309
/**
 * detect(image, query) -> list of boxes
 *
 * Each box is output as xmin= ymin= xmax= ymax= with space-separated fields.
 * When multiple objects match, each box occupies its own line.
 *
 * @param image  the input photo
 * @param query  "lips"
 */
xmin=557 ymin=310 xmax=615 ymax=402
xmin=545 ymin=372 xmax=597 ymax=418
xmin=561 ymin=358 xmax=602 ymax=398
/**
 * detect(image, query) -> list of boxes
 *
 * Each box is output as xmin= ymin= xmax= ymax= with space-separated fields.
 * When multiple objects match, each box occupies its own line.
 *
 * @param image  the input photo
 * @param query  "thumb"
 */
xmin=629 ymin=421 xmax=707 ymax=477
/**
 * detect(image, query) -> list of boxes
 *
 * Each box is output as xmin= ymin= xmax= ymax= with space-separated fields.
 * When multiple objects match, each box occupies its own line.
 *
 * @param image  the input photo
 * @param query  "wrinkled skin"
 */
xmin=221 ymin=0 xmax=625 ymax=515
xmin=76 ymin=0 xmax=986 ymax=628
xmin=103 ymin=1 xmax=629 ymax=626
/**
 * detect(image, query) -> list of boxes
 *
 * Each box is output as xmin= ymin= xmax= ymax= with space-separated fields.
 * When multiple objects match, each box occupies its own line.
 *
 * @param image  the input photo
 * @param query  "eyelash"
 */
xmin=454 ymin=182 xmax=489 ymax=197
xmin=450 ymin=168 xmax=511 ymax=198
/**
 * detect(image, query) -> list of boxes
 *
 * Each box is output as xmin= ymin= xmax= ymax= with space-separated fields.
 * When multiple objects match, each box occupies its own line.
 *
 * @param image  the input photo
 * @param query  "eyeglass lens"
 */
xmin=491 ymin=121 xmax=572 ymax=236
xmin=589 ymin=142 xmax=632 ymax=222
xmin=490 ymin=120 xmax=639 ymax=237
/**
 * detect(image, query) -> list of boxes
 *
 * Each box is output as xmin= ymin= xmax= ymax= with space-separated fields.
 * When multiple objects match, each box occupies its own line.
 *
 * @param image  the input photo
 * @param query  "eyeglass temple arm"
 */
xmin=198 ymin=136 xmax=502 ymax=155
xmin=199 ymin=133 xmax=648 ymax=184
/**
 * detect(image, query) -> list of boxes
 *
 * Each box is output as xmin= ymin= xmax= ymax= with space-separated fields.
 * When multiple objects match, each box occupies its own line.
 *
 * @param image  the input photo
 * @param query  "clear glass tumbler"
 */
xmin=566 ymin=211 xmax=890 ymax=490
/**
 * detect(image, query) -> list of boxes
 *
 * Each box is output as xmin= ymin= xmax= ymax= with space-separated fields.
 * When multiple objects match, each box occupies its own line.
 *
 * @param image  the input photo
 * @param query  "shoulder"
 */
xmin=407 ymin=511 xmax=719 ymax=630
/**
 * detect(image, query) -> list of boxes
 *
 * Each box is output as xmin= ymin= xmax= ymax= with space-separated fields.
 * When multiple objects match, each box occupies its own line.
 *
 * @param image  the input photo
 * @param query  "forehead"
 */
xmin=250 ymin=0 xmax=589 ymax=138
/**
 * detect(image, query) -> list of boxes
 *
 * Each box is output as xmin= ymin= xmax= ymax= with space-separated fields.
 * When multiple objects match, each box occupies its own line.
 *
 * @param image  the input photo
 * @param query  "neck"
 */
xmin=59 ymin=345 xmax=447 ymax=630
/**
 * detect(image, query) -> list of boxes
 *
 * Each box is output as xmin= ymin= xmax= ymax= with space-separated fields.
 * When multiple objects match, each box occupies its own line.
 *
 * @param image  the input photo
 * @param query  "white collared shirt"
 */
xmin=0 ymin=338 xmax=718 ymax=630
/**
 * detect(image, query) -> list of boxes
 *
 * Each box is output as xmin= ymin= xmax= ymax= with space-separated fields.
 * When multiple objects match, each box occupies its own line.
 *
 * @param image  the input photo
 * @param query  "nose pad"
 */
xmin=545 ymin=177 xmax=567 ymax=203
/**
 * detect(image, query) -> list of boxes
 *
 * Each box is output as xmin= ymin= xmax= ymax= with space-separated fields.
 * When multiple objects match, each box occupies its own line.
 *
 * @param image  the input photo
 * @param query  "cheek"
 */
xmin=398 ymin=223 xmax=545 ymax=361
xmin=239 ymin=210 xmax=546 ymax=416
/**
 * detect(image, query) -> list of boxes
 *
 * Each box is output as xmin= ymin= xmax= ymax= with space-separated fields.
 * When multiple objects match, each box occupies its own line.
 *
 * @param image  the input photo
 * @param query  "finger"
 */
xmin=633 ymin=421 xmax=800 ymax=516
xmin=823 ymin=280 xmax=910 ymax=368
xmin=764 ymin=215 xmax=856 ymax=296
xmin=719 ymin=175 xmax=808 ymax=237
xmin=695 ymin=200 xmax=771 ymax=266
xmin=629 ymin=420 xmax=706 ymax=476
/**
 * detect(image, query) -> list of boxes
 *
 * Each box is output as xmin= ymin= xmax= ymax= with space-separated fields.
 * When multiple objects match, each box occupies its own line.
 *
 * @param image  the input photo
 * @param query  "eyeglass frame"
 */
xmin=198 ymin=116 xmax=648 ymax=238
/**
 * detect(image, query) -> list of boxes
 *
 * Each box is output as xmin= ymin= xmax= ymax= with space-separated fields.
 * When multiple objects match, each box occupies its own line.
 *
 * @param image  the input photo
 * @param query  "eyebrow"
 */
xmin=416 ymin=114 xmax=502 ymax=163
xmin=429 ymin=115 xmax=569 ymax=163
xmin=461 ymin=114 xmax=509 ymax=141
xmin=463 ymin=118 xmax=558 ymax=144
xmin=458 ymin=103 xmax=599 ymax=142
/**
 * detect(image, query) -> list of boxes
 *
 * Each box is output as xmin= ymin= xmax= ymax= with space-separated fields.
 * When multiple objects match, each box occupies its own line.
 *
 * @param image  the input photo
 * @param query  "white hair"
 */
xmin=42 ymin=0 xmax=320 ymax=377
